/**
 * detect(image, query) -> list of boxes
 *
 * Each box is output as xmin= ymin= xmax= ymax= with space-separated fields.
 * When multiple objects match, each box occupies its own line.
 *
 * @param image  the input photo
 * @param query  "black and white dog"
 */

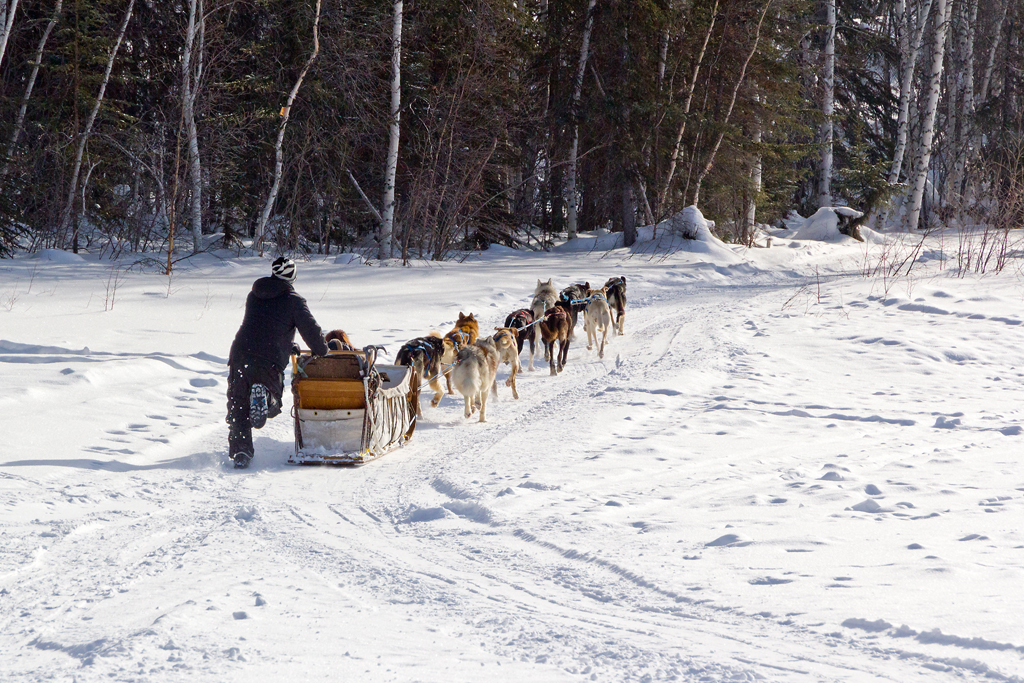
xmin=604 ymin=276 xmax=626 ymax=334
xmin=558 ymin=283 xmax=590 ymax=339
xmin=395 ymin=333 xmax=447 ymax=416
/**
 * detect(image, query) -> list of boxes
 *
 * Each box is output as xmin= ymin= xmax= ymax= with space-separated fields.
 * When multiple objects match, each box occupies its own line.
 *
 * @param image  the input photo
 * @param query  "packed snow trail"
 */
xmin=2 ymin=247 xmax=1023 ymax=682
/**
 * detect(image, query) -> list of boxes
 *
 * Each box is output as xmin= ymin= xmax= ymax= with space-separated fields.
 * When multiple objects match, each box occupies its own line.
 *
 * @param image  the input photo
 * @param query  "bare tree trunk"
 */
xmin=889 ymin=0 xmax=935 ymax=184
xmin=1 ymin=0 xmax=62 ymax=181
xmin=818 ymin=0 xmax=835 ymax=207
xmin=946 ymin=0 xmax=977 ymax=207
xmin=691 ymin=0 xmax=771 ymax=207
xmin=380 ymin=0 xmax=403 ymax=260
xmin=657 ymin=0 xmax=671 ymax=90
xmin=0 ymin=0 xmax=20 ymax=69
xmin=565 ymin=0 xmax=597 ymax=240
xmin=635 ymin=175 xmax=655 ymax=226
xmin=346 ymin=168 xmax=383 ymax=224
xmin=745 ymin=124 xmax=762 ymax=245
xmin=978 ymin=0 xmax=1008 ymax=104
xmin=256 ymin=0 xmax=322 ymax=254
xmin=906 ymin=0 xmax=950 ymax=231
xmin=180 ymin=0 xmax=205 ymax=253
xmin=657 ymin=0 xmax=718 ymax=214
xmin=622 ymin=178 xmax=637 ymax=246
xmin=56 ymin=0 xmax=134 ymax=245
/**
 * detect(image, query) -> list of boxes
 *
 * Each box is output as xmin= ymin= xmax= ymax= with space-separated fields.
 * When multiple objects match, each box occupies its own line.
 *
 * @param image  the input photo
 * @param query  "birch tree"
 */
xmin=565 ymin=0 xmax=597 ymax=240
xmin=1 ymin=0 xmax=62 ymax=182
xmin=690 ymin=0 xmax=771 ymax=207
xmin=888 ymin=0 xmax=935 ymax=184
xmin=180 ymin=0 xmax=205 ymax=253
xmin=905 ymin=0 xmax=951 ymax=231
xmin=657 ymin=0 xmax=718 ymax=215
xmin=255 ymin=0 xmax=322 ymax=254
xmin=56 ymin=0 xmax=135 ymax=249
xmin=978 ymin=0 xmax=1008 ymax=105
xmin=0 ymin=0 xmax=20 ymax=69
xmin=818 ymin=0 xmax=835 ymax=207
xmin=380 ymin=0 xmax=403 ymax=260
xmin=946 ymin=0 xmax=977 ymax=206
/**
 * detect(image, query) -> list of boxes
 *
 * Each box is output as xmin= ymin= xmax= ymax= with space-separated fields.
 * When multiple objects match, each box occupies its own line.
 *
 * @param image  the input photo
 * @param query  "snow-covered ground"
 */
xmin=2 ymin=228 xmax=1023 ymax=682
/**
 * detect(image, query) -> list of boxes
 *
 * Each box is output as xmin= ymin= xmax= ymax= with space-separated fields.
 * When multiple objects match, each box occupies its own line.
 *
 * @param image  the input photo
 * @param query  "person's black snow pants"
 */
xmin=226 ymin=359 xmax=285 ymax=458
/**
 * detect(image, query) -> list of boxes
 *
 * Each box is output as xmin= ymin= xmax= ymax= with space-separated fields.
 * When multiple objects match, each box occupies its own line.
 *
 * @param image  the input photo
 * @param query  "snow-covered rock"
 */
xmin=664 ymin=205 xmax=717 ymax=241
xmin=786 ymin=206 xmax=866 ymax=242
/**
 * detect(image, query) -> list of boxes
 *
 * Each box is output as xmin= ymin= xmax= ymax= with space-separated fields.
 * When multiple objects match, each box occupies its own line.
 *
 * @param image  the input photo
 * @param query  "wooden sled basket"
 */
xmin=289 ymin=346 xmax=416 ymax=465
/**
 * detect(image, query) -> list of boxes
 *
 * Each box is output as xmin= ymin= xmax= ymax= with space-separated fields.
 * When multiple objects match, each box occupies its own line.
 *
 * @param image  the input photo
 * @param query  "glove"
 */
xmin=291 ymin=342 xmax=302 ymax=356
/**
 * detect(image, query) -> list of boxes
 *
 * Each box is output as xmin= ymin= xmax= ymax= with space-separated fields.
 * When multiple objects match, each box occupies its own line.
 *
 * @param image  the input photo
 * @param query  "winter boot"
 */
xmin=249 ymin=383 xmax=269 ymax=429
xmin=232 ymin=452 xmax=253 ymax=469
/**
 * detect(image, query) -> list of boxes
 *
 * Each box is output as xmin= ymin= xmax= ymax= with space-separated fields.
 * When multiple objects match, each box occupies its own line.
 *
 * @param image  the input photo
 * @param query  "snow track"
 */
xmin=2 ymin=250 xmax=1023 ymax=681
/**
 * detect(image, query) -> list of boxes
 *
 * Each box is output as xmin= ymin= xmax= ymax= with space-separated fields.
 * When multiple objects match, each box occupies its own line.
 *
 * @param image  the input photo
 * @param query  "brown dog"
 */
xmin=492 ymin=326 xmax=521 ymax=400
xmin=442 ymin=312 xmax=479 ymax=394
xmin=539 ymin=305 xmax=572 ymax=375
xmin=325 ymin=329 xmax=355 ymax=352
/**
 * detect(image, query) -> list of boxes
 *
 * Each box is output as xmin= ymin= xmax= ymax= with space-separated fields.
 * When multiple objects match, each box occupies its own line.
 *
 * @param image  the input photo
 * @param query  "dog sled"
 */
xmin=289 ymin=346 xmax=417 ymax=465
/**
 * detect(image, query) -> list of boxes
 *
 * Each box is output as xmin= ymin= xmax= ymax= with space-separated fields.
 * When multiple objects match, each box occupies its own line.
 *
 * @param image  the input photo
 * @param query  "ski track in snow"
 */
xmin=2 ymin=248 xmax=1024 ymax=682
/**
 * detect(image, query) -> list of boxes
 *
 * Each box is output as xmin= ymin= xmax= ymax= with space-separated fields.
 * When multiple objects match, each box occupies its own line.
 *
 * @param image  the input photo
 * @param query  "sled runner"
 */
xmin=289 ymin=346 xmax=416 ymax=465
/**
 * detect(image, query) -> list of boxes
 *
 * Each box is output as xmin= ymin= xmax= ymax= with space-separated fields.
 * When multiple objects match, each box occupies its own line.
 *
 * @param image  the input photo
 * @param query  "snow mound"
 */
xmin=650 ymin=206 xmax=742 ymax=262
xmin=334 ymin=253 xmax=365 ymax=265
xmin=786 ymin=207 xmax=865 ymax=242
xmin=554 ymin=228 xmax=625 ymax=252
xmin=35 ymin=249 xmax=86 ymax=264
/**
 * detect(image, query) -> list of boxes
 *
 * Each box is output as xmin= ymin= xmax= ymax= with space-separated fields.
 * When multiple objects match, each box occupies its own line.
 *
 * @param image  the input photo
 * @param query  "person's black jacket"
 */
xmin=229 ymin=276 xmax=329 ymax=369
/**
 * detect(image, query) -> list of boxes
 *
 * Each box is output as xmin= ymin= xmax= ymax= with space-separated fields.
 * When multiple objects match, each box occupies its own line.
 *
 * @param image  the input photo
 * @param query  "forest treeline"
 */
xmin=0 ymin=0 xmax=1021 ymax=262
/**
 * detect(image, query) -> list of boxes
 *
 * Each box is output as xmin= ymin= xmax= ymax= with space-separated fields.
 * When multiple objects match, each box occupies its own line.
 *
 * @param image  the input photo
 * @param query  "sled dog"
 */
xmin=492 ymin=326 xmax=522 ymax=400
xmin=325 ymin=329 xmax=356 ymax=352
xmin=532 ymin=280 xmax=558 ymax=360
xmin=559 ymin=282 xmax=590 ymax=339
xmin=442 ymin=312 xmax=479 ymax=394
xmin=531 ymin=279 xmax=558 ymax=329
xmin=504 ymin=308 xmax=537 ymax=371
xmin=584 ymin=287 xmax=612 ymax=359
xmin=604 ymin=276 xmax=627 ymax=334
xmin=395 ymin=332 xmax=448 ymax=415
xmin=450 ymin=336 xmax=500 ymax=422
xmin=539 ymin=305 xmax=572 ymax=375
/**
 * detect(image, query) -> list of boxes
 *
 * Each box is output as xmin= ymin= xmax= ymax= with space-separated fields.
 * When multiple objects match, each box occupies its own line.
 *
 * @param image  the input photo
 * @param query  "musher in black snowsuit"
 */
xmin=227 ymin=257 xmax=329 ymax=469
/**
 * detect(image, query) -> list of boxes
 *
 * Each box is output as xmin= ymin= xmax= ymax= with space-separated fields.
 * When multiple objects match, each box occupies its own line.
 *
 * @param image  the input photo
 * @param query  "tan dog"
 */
xmin=531 ymin=280 xmax=557 ymax=360
xmin=584 ymin=287 xmax=612 ymax=359
xmin=492 ymin=326 xmax=521 ymax=400
xmin=442 ymin=312 xmax=479 ymax=394
xmin=450 ymin=336 xmax=499 ymax=422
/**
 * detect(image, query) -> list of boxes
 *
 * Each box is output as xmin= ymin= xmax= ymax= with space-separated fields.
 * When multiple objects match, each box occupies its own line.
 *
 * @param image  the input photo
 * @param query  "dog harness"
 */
xmin=447 ymin=329 xmax=472 ymax=349
xmin=402 ymin=338 xmax=438 ymax=365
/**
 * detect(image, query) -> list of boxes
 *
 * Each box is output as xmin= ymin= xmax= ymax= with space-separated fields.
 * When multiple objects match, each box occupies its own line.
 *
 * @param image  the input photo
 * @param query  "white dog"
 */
xmin=584 ymin=287 xmax=612 ymax=359
xmin=450 ymin=336 xmax=500 ymax=422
